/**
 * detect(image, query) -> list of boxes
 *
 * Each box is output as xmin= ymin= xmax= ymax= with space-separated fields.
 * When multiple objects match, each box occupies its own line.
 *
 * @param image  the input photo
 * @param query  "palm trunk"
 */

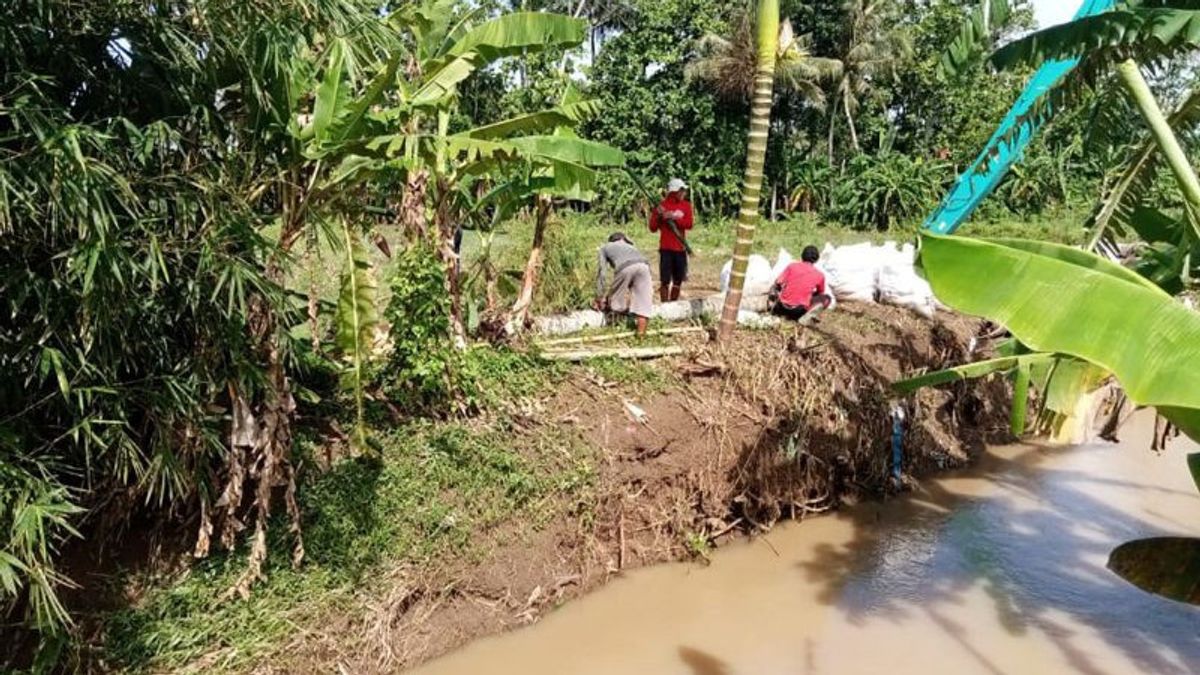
xmin=843 ymin=92 xmax=860 ymax=153
xmin=1116 ymin=60 xmax=1200 ymax=242
xmin=717 ymin=0 xmax=779 ymax=340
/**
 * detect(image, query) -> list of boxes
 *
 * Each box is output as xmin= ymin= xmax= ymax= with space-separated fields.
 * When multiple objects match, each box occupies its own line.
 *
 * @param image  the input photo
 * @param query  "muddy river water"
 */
xmin=414 ymin=417 xmax=1200 ymax=675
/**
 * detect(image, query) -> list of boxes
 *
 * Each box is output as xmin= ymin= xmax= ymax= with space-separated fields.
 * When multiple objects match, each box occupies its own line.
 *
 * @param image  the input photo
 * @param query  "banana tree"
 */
xmin=987 ymin=3 xmax=1200 ymax=281
xmin=294 ymin=4 xmax=598 ymax=427
xmin=718 ymin=0 xmax=781 ymax=340
xmin=896 ymin=232 xmax=1200 ymax=446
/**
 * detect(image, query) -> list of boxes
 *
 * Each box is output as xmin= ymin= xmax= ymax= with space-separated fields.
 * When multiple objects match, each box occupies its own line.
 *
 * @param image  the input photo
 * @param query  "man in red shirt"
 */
xmin=770 ymin=246 xmax=833 ymax=320
xmin=649 ymin=178 xmax=694 ymax=302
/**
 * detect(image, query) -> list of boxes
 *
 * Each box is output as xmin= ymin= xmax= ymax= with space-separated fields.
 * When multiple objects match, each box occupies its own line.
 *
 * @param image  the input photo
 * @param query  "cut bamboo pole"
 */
xmin=536 ymin=326 xmax=708 ymax=348
xmin=537 ymin=346 xmax=685 ymax=362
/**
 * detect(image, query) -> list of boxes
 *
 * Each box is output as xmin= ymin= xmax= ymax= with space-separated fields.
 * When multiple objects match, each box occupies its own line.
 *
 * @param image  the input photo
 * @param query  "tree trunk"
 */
xmin=1116 ymin=59 xmax=1200 ymax=242
xmin=433 ymin=178 xmax=467 ymax=349
xmin=718 ymin=0 xmax=780 ymax=340
xmin=401 ymin=169 xmax=428 ymax=242
xmin=509 ymin=196 xmax=552 ymax=332
xmin=843 ymin=91 xmax=860 ymax=154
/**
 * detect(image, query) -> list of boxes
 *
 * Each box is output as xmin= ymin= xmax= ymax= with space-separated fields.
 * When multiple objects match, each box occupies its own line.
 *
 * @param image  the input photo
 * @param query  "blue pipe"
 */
xmin=922 ymin=0 xmax=1119 ymax=235
xmin=891 ymin=407 xmax=905 ymax=483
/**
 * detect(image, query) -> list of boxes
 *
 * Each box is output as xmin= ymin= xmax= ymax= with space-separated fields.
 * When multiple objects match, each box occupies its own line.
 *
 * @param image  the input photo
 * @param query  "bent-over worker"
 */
xmin=649 ymin=178 xmax=694 ymax=302
xmin=596 ymin=232 xmax=653 ymax=336
xmin=770 ymin=245 xmax=833 ymax=321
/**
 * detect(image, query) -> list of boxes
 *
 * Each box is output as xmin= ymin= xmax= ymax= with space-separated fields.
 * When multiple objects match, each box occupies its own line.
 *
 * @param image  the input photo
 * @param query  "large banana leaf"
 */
xmin=506 ymin=135 xmax=626 ymax=168
xmin=986 ymin=237 xmax=1168 ymax=295
xmin=459 ymin=100 xmax=602 ymax=140
xmin=443 ymin=12 xmax=585 ymax=64
xmin=919 ymin=233 xmax=1200 ymax=440
xmin=334 ymin=225 xmax=378 ymax=448
xmin=311 ymin=39 xmax=351 ymax=142
xmin=327 ymin=54 xmax=401 ymax=144
xmin=411 ymin=53 xmax=483 ymax=107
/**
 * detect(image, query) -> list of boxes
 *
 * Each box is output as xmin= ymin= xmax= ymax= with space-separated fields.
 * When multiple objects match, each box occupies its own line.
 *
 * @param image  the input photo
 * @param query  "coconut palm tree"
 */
xmin=717 ymin=0 xmax=781 ymax=340
xmin=829 ymin=0 xmax=911 ymax=155
xmin=686 ymin=12 xmax=843 ymax=107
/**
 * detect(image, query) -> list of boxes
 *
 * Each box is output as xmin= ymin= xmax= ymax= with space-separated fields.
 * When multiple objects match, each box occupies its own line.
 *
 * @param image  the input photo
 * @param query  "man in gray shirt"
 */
xmin=596 ymin=232 xmax=654 ymax=336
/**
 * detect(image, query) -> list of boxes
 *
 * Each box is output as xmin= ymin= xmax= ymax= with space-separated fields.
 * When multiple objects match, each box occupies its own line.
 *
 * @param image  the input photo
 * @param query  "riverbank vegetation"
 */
xmin=3 ymin=0 xmax=1200 ymax=671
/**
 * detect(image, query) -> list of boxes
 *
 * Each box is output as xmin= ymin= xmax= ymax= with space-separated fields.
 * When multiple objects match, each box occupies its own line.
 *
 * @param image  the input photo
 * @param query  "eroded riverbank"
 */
xmin=413 ymin=413 xmax=1200 ymax=675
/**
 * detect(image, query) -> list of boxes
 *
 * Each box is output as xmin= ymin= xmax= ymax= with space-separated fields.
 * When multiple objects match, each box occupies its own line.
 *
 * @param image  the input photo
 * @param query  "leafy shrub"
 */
xmin=997 ymin=149 xmax=1068 ymax=215
xmin=788 ymin=158 xmax=836 ymax=213
xmin=381 ymin=246 xmax=461 ymax=411
xmin=824 ymin=153 xmax=950 ymax=230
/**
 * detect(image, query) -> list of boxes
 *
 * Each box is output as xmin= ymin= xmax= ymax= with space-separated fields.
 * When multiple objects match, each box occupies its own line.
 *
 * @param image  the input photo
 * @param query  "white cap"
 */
xmin=667 ymin=178 xmax=688 ymax=193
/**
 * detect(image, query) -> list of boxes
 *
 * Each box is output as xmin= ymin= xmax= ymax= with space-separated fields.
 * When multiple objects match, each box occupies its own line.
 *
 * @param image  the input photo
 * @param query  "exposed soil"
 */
xmin=268 ymin=301 xmax=1012 ymax=673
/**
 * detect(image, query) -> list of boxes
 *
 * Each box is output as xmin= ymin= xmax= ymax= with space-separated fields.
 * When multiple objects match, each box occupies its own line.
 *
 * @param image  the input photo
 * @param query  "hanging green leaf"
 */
xmin=1012 ymin=359 xmax=1031 ymax=436
xmin=892 ymin=353 xmax=1058 ymax=394
xmin=334 ymin=223 xmax=379 ymax=448
xmin=443 ymin=12 xmax=586 ymax=64
xmin=311 ymin=39 xmax=351 ymax=142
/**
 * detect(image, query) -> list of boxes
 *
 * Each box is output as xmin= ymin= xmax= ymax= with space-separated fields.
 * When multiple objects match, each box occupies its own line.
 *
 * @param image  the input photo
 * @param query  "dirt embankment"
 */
xmin=276 ymin=302 xmax=1011 ymax=673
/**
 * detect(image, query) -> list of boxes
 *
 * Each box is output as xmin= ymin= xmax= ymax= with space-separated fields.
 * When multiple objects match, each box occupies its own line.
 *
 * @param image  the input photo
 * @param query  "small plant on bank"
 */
xmin=381 ymin=245 xmax=468 ymax=413
xmin=684 ymin=531 xmax=712 ymax=562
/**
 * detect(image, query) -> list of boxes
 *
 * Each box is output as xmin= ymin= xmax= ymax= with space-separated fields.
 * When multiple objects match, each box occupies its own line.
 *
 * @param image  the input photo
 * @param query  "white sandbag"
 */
xmin=813 ymin=262 xmax=838 ymax=311
xmin=719 ymin=254 xmax=774 ymax=295
xmin=771 ymin=248 xmax=794 ymax=280
xmin=878 ymin=264 xmax=938 ymax=318
xmin=823 ymin=242 xmax=879 ymax=303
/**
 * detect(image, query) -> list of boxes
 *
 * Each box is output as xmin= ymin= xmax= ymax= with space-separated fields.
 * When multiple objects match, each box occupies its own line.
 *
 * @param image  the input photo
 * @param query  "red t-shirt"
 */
xmin=649 ymin=195 xmax=694 ymax=252
xmin=776 ymin=262 xmax=826 ymax=309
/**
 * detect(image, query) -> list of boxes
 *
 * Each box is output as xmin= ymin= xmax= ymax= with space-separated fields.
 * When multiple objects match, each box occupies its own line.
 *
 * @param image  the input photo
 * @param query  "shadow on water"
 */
xmin=795 ymin=436 xmax=1200 ymax=675
xmin=678 ymin=646 xmax=731 ymax=675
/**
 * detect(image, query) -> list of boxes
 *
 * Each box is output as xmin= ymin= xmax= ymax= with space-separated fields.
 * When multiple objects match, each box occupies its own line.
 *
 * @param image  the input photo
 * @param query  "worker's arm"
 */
xmin=677 ymin=202 xmax=694 ymax=231
xmin=595 ymin=246 xmax=608 ymax=299
xmin=648 ymin=208 xmax=660 ymax=233
xmin=816 ymin=271 xmax=827 ymax=296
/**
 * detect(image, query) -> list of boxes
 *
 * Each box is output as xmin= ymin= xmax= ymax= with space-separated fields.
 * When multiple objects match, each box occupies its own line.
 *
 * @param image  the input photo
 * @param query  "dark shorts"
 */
xmin=659 ymin=250 xmax=688 ymax=287
xmin=771 ymin=293 xmax=832 ymax=320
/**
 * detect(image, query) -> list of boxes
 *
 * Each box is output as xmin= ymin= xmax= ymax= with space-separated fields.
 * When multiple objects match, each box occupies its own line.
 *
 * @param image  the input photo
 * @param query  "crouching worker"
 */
xmin=595 ymin=233 xmax=653 ymax=336
xmin=770 ymin=245 xmax=833 ymax=321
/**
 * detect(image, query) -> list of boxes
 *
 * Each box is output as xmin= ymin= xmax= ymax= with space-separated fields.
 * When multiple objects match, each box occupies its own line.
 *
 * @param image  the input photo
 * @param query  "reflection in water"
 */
xmin=413 ymin=416 xmax=1200 ymax=675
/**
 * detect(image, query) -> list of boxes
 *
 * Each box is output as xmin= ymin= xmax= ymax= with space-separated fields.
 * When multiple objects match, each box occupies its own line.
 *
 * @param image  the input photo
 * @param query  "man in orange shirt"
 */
xmin=649 ymin=178 xmax=694 ymax=302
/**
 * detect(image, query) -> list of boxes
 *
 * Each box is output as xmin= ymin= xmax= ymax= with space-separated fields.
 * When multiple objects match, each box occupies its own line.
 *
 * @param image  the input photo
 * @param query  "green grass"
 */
xmin=101 ymin=362 xmax=594 ymax=673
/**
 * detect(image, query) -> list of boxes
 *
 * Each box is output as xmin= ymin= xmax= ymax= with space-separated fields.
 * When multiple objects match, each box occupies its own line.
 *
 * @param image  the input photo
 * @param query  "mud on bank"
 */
xmin=67 ymin=303 xmax=1010 ymax=673
xmin=262 ymin=303 xmax=1011 ymax=673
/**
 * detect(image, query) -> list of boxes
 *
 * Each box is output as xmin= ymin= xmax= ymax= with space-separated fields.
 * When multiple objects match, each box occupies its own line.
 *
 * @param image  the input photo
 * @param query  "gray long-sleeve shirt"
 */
xmin=596 ymin=240 xmax=648 ymax=297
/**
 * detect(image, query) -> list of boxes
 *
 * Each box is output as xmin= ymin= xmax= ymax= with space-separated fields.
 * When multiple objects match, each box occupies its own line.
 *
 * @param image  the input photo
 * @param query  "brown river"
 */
xmin=414 ymin=416 xmax=1200 ymax=675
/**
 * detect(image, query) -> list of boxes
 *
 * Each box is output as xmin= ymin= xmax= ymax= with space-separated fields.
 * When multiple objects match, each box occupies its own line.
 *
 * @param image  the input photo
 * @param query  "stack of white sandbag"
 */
xmin=820 ymin=241 xmax=941 ymax=317
xmin=719 ymin=253 xmax=775 ymax=295
xmin=875 ymin=242 xmax=938 ymax=318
